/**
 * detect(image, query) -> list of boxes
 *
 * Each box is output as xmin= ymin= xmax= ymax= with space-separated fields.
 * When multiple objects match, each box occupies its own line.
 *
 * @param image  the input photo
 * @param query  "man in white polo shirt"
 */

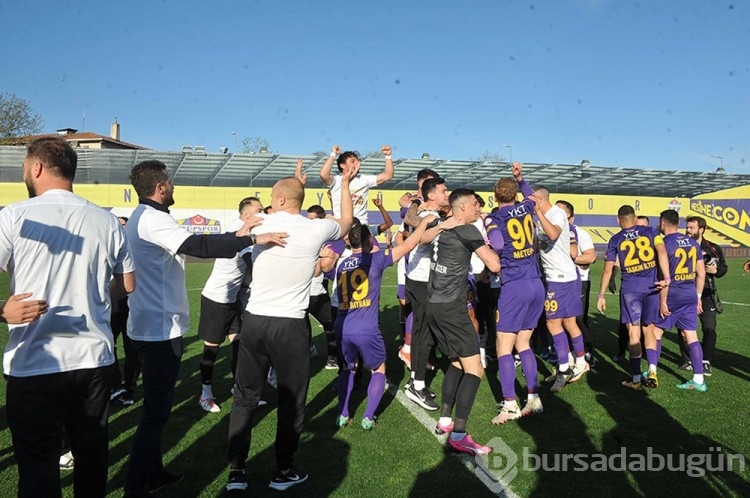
xmin=0 ymin=137 xmax=135 ymax=498
xmin=124 ymin=161 xmax=286 ymax=497
xmin=197 ymin=196 xmax=264 ymax=413
xmin=227 ymin=170 xmax=354 ymax=493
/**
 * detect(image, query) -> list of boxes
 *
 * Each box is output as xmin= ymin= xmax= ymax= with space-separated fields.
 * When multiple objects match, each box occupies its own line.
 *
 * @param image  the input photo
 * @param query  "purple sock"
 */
xmin=571 ymin=334 xmax=585 ymax=357
xmin=405 ymin=313 xmax=413 ymax=341
xmin=645 ymin=348 xmax=658 ymax=368
xmin=689 ymin=342 xmax=704 ymax=374
xmin=519 ymin=349 xmax=538 ymax=393
xmin=629 ymin=356 xmax=642 ymax=377
xmin=363 ymin=372 xmax=386 ymax=420
xmin=337 ymin=370 xmax=355 ymax=418
xmin=498 ymin=354 xmax=516 ymax=399
xmin=552 ymin=333 xmax=570 ymax=366
xmin=656 ymin=339 xmax=662 ymax=359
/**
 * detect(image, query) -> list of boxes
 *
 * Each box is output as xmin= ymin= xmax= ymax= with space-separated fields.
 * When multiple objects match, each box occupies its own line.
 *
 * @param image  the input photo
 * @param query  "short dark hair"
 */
xmin=421 ymin=177 xmax=445 ymax=200
xmin=26 ymin=137 xmax=77 ymax=181
xmin=348 ymin=223 xmax=371 ymax=250
xmin=417 ymin=168 xmax=439 ymax=181
xmin=307 ymin=204 xmax=326 ymax=218
xmin=686 ymin=215 xmax=707 ymax=231
xmin=336 ymin=151 xmax=360 ymax=172
xmin=117 ymin=216 xmax=129 ymax=224
xmin=239 ymin=196 xmax=261 ymax=213
xmin=263 ymin=206 xmax=273 ymax=214
xmin=617 ymin=205 xmax=636 ymax=219
xmin=474 ymin=194 xmax=485 ymax=209
xmin=556 ymin=200 xmax=574 ymax=217
xmin=449 ymin=188 xmax=476 ymax=209
xmin=130 ymin=160 xmax=169 ymax=198
xmin=660 ymin=209 xmax=679 ymax=227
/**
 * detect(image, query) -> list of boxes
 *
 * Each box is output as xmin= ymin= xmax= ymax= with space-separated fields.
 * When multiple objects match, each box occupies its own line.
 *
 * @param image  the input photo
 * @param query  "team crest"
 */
xmin=668 ymin=198 xmax=681 ymax=212
xmin=176 ymin=214 xmax=221 ymax=234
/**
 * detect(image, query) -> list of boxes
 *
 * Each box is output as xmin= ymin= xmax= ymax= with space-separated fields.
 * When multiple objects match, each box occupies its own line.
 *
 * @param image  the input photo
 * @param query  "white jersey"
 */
xmin=201 ymin=218 xmax=250 ymax=304
xmin=0 ymin=190 xmax=134 ymax=376
xmin=406 ymin=209 xmax=440 ymax=283
xmin=575 ymin=225 xmax=595 ymax=282
xmin=126 ymin=203 xmax=192 ymax=341
xmin=470 ymin=217 xmax=488 ymax=275
xmin=310 ymin=273 xmax=327 ymax=297
xmin=249 ymin=212 xmax=341 ymax=319
xmin=329 ymin=174 xmax=378 ymax=225
xmin=329 ymin=246 xmax=353 ymax=309
xmin=536 ymin=205 xmax=579 ymax=283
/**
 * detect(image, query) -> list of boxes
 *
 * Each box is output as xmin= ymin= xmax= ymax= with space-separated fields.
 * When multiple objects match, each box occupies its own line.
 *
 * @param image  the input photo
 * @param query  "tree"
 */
xmin=240 ymin=136 xmax=272 ymax=154
xmin=472 ymin=150 xmax=506 ymax=163
xmin=0 ymin=92 xmax=43 ymax=142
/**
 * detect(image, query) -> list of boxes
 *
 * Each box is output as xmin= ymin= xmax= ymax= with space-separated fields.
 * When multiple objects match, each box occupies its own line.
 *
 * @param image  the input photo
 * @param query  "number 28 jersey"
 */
xmin=485 ymin=198 xmax=541 ymax=285
xmin=606 ymin=225 xmax=663 ymax=294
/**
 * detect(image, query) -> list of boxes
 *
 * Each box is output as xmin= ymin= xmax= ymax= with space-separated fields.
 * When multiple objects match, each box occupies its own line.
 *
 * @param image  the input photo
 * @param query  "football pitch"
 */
xmin=1 ymin=260 xmax=749 ymax=497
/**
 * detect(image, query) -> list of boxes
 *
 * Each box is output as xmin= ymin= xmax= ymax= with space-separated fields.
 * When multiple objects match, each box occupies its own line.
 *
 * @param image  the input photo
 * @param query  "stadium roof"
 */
xmin=1 ymin=146 xmax=747 ymax=198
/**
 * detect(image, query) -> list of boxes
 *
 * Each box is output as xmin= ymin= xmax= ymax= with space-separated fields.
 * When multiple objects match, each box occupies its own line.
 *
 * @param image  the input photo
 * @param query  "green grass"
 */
xmin=1 ymin=260 xmax=750 ymax=497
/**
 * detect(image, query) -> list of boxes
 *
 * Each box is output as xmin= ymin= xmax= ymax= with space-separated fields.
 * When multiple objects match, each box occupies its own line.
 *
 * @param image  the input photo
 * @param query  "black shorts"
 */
xmin=426 ymin=297 xmax=480 ymax=359
xmin=198 ymin=295 xmax=243 ymax=344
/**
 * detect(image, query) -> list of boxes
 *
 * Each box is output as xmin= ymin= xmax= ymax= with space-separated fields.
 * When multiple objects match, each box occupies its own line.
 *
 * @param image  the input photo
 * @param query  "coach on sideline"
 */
xmin=0 ymin=137 xmax=135 ymax=498
xmin=124 ymin=160 xmax=286 ymax=497
xmin=227 ymin=169 xmax=355 ymax=492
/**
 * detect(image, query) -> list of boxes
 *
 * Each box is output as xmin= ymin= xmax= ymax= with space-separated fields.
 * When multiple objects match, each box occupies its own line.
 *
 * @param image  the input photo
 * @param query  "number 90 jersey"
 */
xmin=605 ymin=225 xmax=664 ymax=294
xmin=485 ymin=198 xmax=542 ymax=285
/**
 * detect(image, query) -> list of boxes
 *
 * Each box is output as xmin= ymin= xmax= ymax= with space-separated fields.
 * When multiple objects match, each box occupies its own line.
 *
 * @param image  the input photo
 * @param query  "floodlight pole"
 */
xmin=502 ymin=144 xmax=512 ymax=163
xmin=710 ymin=155 xmax=723 ymax=171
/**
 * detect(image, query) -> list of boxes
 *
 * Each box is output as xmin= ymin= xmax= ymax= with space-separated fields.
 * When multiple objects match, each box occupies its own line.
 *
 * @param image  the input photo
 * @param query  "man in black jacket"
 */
xmin=678 ymin=216 xmax=727 ymax=376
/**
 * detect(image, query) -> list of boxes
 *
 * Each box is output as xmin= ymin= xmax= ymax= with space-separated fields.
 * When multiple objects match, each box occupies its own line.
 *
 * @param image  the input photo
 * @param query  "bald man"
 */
xmin=227 ymin=173 xmax=354 ymax=492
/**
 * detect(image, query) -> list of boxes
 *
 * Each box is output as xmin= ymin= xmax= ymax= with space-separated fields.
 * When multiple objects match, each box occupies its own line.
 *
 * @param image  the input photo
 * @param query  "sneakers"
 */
xmin=199 ymin=397 xmax=221 ymax=413
xmin=404 ymin=379 xmax=436 ymax=398
xmin=621 ymin=379 xmax=644 ymax=391
xmin=361 ymin=417 xmax=375 ymax=430
xmin=110 ymin=386 xmax=127 ymax=401
xmin=548 ymin=351 xmax=559 ymax=365
xmin=269 ymin=467 xmax=308 ymax=490
xmin=612 ymin=352 xmax=625 ymax=362
xmin=584 ymin=352 xmax=597 ymax=368
xmin=112 ymin=389 xmax=134 ymax=406
xmin=336 ymin=415 xmax=351 ymax=428
xmin=703 ymin=362 xmax=712 ymax=376
xmin=146 ymin=469 xmax=183 ymax=493
xmin=520 ymin=397 xmax=544 ymax=417
xmin=226 ymin=469 xmax=248 ymax=491
xmin=676 ymin=379 xmax=708 ymax=392
xmin=59 ymin=451 xmax=74 ymax=470
xmin=678 ymin=362 xmax=693 ymax=372
xmin=550 ymin=369 xmax=574 ymax=393
xmin=447 ymin=434 xmax=491 ymax=455
xmin=325 ymin=356 xmax=338 ymax=370
xmin=398 ymin=347 xmax=412 ymax=370
xmin=643 ymin=371 xmax=659 ymax=389
xmin=539 ymin=347 xmax=552 ymax=361
xmin=491 ymin=402 xmax=521 ymax=425
xmin=568 ymin=362 xmax=590 ymax=383
xmin=405 ymin=384 xmax=439 ymax=411
xmin=513 ymin=354 xmax=522 ymax=369
xmin=435 ymin=419 xmax=454 ymax=435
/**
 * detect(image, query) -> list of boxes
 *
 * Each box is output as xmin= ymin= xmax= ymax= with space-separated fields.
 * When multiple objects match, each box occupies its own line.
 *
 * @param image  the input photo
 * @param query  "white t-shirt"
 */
xmin=536 ymin=205 xmax=578 ymax=283
xmin=470 ymin=217 xmax=488 ymax=275
xmin=0 ymin=190 xmax=134 ymax=376
xmin=201 ymin=218 xmax=250 ymax=304
xmin=575 ymin=226 xmax=595 ymax=282
xmin=310 ymin=273 xmax=327 ymax=297
xmin=329 ymin=174 xmax=378 ymax=225
xmin=406 ymin=209 xmax=440 ymax=283
xmin=249 ymin=211 xmax=341 ymax=319
xmin=126 ymin=203 xmax=193 ymax=341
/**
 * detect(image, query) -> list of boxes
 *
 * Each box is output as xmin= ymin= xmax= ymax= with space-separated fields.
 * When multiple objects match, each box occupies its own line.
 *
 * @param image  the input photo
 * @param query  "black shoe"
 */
xmin=146 ymin=469 xmax=183 ymax=493
xmin=585 ymin=352 xmax=597 ymax=368
xmin=678 ymin=362 xmax=693 ymax=372
xmin=226 ymin=469 xmax=248 ymax=492
xmin=269 ymin=466 xmax=308 ymax=490
xmin=405 ymin=384 xmax=439 ymax=410
xmin=703 ymin=362 xmax=712 ymax=376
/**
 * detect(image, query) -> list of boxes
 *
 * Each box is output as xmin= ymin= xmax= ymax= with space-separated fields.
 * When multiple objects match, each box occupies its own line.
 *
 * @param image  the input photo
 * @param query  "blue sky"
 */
xmin=4 ymin=0 xmax=748 ymax=172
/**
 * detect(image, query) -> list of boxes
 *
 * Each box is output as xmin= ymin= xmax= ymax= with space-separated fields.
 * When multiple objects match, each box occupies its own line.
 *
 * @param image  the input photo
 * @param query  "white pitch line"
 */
xmin=385 ymin=379 xmax=520 ymax=498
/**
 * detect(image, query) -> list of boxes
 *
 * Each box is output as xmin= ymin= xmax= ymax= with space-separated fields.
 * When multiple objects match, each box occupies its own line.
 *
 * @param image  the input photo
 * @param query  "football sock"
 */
xmin=498 ymin=354 xmax=516 ymax=400
xmin=518 ymin=349 xmax=538 ymax=393
xmin=363 ymin=372 xmax=386 ymax=420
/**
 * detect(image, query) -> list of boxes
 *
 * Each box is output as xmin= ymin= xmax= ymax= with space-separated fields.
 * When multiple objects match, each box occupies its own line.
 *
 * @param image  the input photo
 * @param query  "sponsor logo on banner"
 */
xmin=176 ymin=214 xmax=222 ymax=234
xmin=689 ymin=199 xmax=750 ymax=233
xmin=668 ymin=198 xmax=682 ymax=212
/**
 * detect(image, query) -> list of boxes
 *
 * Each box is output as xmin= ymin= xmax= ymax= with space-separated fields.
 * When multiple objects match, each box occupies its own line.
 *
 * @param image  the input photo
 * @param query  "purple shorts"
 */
xmin=545 ymin=280 xmax=583 ymax=319
xmin=655 ymin=288 xmax=698 ymax=331
xmin=620 ymin=290 xmax=660 ymax=326
xmin=341 ymin=333 xmax=387 ymax=370
xmin=397 ymin=284 xmax=406 ymax=301
xmin=497 ymin=278 xmax=545 ymax=333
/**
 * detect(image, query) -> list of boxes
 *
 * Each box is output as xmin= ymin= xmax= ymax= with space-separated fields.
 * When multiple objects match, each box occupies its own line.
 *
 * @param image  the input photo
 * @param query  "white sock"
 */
xmin=649 ymin=364 xmax=657 ymax=374
xmin=693 ymin=374 xmax=705 ymax=384
xmin=201 ymin=384 xmax=213 ymax=400
xmin=558 ymin=362 xmax=570 ymax=372
xmin=439 ymin=416 xmax=452 ymax=426
xmin=504 ymin=399 xmax=519 ymax=410
xmin=413 ymin=380 xmax=425 ymax=391
xmin=527 ymin=393 xmax=540 ymax=400
xmin=479 ymin=348 xmax=487 ymax=369
xmin=576 ymin=356 xmax=587 ymax=369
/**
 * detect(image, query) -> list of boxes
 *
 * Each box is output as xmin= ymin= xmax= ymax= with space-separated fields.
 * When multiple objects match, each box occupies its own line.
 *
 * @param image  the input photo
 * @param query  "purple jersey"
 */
xmin=606 ymin=225 xmax=663 ymax=294
xmin=334 ymin=249 xmax=394 ymax=335
xmin=485 ymin=198 xmax=541 ymax=285
xmin=663 ymin=232 xmax=703 ymax=304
